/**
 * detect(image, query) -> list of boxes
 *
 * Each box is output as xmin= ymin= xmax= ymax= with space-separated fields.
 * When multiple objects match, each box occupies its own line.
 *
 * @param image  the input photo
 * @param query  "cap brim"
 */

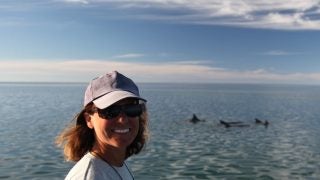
xmin=93 ymin=91 xmax=146 ymax=109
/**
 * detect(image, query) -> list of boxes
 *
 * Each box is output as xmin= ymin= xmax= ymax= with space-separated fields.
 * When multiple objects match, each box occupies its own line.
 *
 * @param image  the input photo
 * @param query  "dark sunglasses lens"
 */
xmin=124 ymin=104 xmax=143 ymax=117
xmin=99 ymin=104 xmax=143 ymax=119
xmin=99 ymin=107 xmax=121 ymax=119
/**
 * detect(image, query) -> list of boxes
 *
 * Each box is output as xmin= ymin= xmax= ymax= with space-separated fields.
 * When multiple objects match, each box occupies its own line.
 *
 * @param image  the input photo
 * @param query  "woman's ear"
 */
xmin=84 ymin=112 xmax=94 ymax=129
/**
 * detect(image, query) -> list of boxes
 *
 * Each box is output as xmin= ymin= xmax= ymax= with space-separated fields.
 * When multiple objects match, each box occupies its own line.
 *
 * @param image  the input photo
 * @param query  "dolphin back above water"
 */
xmin=189 ymin=114 xmax=205 ymax=123
xmin=219 ymin=118 xmax=270 ymax=128
xmin=219 ymin=120 xmax=250 ymax=128
xmin=187 ymin=114 xmax=270 ymax=128
xmin=255 ymin=118 xmax=269 ymax=126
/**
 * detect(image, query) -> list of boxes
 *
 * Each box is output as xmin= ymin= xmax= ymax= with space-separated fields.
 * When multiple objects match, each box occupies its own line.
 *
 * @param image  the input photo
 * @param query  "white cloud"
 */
xmin=113 ymin=53 xmax=145 ymax=59
xmin=60 ymin=0 xmax=320 ymax=30
xmin=258 ymin=12 xmax=320 ymax=30
xmin=3 ymin=1 xmax=319 ymax=30
xmin=0 ymin=60 xmax=320 ymax=84
xmin=261 ymin=50 xmax=294 ymax=56
xmin=171 ymin=60 xmax=211 ymax=65
xmin=62 ymin=0 xmax=89 ymax=4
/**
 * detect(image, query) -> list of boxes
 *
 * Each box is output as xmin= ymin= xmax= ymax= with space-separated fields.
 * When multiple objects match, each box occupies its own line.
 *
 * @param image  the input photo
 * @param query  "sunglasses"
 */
xmin=97 ymin=104 xmax=144 ymax=119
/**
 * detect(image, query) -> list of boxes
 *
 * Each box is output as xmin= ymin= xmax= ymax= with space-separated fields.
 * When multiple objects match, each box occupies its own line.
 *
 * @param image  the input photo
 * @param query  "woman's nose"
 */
xmin=117 ymin=112 xmax=128 ymax=123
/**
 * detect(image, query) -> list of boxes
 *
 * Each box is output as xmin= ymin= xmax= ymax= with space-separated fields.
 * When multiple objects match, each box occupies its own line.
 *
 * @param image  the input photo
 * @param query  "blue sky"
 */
xmin=1 ymin=0 xmax=320 ymax=84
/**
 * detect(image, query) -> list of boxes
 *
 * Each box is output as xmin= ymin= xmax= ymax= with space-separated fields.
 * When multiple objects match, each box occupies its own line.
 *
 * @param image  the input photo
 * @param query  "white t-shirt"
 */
xmin=65 ymin=152 xmax=134 ymax=180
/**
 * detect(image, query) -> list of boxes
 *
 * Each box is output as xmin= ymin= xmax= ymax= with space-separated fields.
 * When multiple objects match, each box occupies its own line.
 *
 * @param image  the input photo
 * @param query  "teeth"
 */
xmin=113 ymin=129 xmax=130 ymax=133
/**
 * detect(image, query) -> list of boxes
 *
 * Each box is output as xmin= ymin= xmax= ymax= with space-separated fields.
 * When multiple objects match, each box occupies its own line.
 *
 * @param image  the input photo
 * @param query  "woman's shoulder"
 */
xmin=64 ymin=152 xmax=118 ymax=180
xmin=64 ymin=153 xmax=99 ymax=179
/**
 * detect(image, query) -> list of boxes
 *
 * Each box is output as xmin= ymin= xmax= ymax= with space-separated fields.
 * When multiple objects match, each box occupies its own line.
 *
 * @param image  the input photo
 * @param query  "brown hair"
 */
xmin=56 ymin=102 xmax=149 ymax=162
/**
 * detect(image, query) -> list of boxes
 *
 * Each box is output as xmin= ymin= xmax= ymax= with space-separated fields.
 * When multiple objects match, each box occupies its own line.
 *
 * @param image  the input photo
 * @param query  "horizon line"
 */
xmin=1 ymin=81 xmax=319 ymax=87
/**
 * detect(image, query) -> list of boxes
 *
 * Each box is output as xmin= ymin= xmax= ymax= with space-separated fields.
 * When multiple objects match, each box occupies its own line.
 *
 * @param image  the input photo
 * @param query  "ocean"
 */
xmin=0 ymin=83 xmax=319 ymax=179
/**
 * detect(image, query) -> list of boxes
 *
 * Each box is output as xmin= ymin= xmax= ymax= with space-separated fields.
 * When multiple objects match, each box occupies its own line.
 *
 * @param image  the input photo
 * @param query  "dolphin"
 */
xmin=219 ymin=120 xmax=250 ymax=128
xmin=189 ymin=114 xmax=205 ymax=123
xmin=255 ymin=118 xmax=269 ymax=126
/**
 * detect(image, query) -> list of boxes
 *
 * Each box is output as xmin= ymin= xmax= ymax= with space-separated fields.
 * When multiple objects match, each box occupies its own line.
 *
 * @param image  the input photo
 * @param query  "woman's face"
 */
xmin=87 ymin=98 xmax=140 ymax=151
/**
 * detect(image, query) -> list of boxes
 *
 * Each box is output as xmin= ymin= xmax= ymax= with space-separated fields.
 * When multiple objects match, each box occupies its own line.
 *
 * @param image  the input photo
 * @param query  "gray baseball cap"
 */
xmin=84 ymin=71 xmax=146 ymax=109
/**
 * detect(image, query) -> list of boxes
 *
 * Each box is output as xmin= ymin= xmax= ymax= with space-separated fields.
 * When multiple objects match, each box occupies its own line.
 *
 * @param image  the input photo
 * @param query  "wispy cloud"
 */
xmin=61 ymin=0 xmax=89 ymax=4
xmin=2 ymin=1 xmax=319 ymax=30
xmin=0 ymin=60 xmax=319 ymax=84
xmin=261 ymin=50 xmax=298 ymax=56
xmin=113 ymin=53 xmax=145 ymax=59
xmin=60 ymin=0 xmax=320 ymax=30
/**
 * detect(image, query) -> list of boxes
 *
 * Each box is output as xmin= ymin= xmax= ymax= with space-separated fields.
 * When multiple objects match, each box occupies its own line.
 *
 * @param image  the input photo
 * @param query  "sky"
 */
xmin=1 ymin=0 xmax=320 ymax=84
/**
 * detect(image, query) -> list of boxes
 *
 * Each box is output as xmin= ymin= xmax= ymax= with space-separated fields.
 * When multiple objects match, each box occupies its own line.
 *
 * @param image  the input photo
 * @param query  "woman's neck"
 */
xmin=91 ymin=142 xmax=126 ymax=167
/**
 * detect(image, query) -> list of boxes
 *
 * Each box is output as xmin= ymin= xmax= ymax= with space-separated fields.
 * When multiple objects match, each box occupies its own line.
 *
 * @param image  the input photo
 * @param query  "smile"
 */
xmin=112 ymin=128 xmax=130 ymax=134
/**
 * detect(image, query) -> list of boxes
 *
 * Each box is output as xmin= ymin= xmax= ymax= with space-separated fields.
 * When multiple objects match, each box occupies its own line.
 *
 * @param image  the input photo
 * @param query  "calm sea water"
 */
xmin=0 ymin=83 xmax=320 ymax=179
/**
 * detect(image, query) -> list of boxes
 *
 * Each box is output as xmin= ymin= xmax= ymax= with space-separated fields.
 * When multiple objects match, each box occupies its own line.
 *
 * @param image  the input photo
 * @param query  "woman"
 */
xmin=56 ymin=71 xmax=149 ymax=180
